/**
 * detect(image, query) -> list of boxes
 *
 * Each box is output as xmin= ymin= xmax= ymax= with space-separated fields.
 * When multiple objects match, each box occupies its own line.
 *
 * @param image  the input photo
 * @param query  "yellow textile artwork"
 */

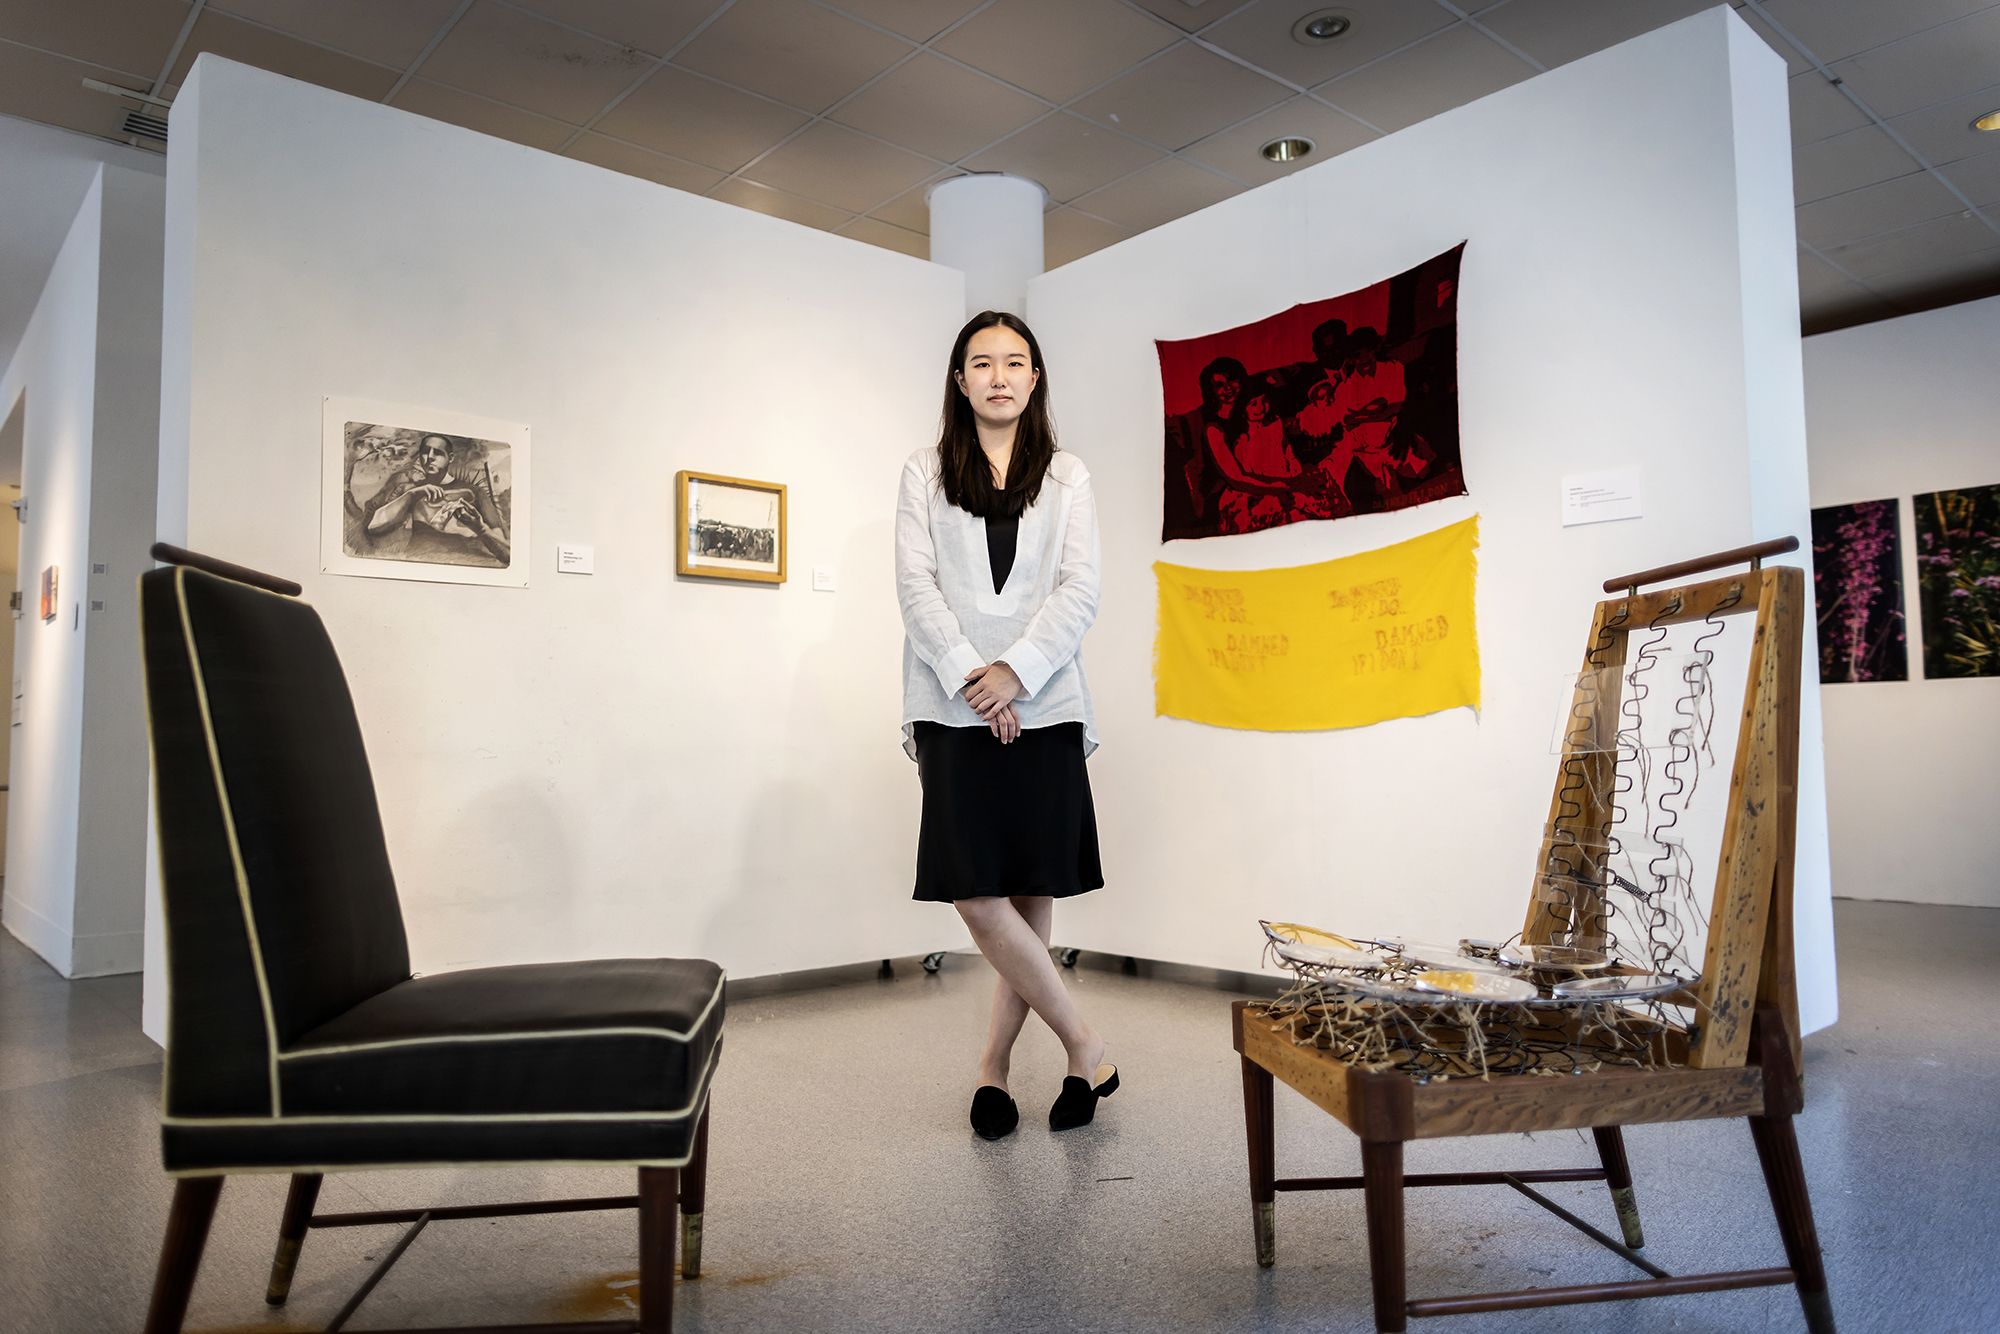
xmin=1153 ymin=515 xmax=1479 ymax=731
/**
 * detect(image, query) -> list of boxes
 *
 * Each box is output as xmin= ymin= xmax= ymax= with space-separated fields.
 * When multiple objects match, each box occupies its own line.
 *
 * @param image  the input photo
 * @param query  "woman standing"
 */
xmin=895 ymin=310 xmax=1117 ymax=1141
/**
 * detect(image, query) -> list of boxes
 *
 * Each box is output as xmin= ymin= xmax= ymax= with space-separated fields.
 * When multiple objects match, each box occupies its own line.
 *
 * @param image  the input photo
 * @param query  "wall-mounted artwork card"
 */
xmin=1155 ymin=243 xmax=1465 ymax=542
xmin=1914 ymin=482 xmax=2000 ymax=678
xmin=1810 ymin=498 xmax=1906 ymax=683
xmin=676 ymin=471 xmax=786 ymax=583
xmin=321 ymin=397 xmax=530 ymax=587
xmin=39 ymin=565 xmax=56 ymax=622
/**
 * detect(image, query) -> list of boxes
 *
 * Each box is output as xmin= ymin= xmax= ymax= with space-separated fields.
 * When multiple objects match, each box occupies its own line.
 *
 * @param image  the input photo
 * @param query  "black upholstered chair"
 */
xmin=139 ymin=550 xmax=724 ymax=1334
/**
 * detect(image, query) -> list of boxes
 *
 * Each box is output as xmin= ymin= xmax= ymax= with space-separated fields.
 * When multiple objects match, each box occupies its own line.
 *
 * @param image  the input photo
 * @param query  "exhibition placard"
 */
xmin=1153 ymin=516 xmax=1480 ymax=731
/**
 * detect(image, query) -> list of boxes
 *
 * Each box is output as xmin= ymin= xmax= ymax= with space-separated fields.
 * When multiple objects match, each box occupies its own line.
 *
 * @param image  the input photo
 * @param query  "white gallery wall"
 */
xmin=1803 ymin=294 xmax=2000 ymax=908
xmin=1030 ymin=7 xmax=1838 ymax=1032
xmin=145 ymin=8 xmax=1839 ymax=1037
xmin=0 ymin=162 xmax=164 ymax=977
xmin=145 ymin=56 xmax=965 ymax=1038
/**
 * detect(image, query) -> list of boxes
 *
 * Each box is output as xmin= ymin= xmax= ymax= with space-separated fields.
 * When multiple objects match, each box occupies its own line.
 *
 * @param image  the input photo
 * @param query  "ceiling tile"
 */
xmin=168 ymin=9 xmax=401 ymax=96
xmin=210 ymin=0 xmax=459 ymax=70
xmin=1817 ymin=209 xmax=1998 ymax=280
xmin=1796 ymin=171 xmax=1966 ymax=249
xmin=1314 ymin=23 xmax=1534 ymax=135
xmin=959 ymin=110 xmax=1163 ymax=202
xmin=1476 ymin=0 xmax=1714 ymax=70
xmin=1070 ymin=41 xmax=1290 ymax=152
xmin=504 ymin=0 xmax=716 ymax=56
xmin=1796 ymin=248 xmax=1856 ymax=299
xmin=0 ymin=0 xmax=190 ymax=81
xmin=933 ymin=0 xmax=1177 ymax=104
xmin=835 ymin=214 xmax=929 ymax=258
xmin=594 ymin=65 xmax=808 ymax=172
xmin=1861 ymin=239 xmax=2000 ymax=294
xmin=1757 ymin=0 xmax=1995 ymax=65
xmin=674 ymin=0 xmax=910 ymax=114
xmin=1885 ymin=81 xmax=2000 ymax=168
xmin=869 ymin=177 xmax=953 ymax=233
xmin=1199 ymin=0 xmax=1459 ymax=89
xmin=742 ymin=120 xmax=937 ymax=212
xmin=1788 ymin=72 xmax=1870 ymax=146
xmin=710 ymin=176 xmax=851 ymax=230
xmin=1044 ymin=205 xmax=1133 ymax=268
xmin=1728 ymin=3 xmax=1811 ymax=77
xmin=1121 ymin=0 xmax=1216 ymax=35
xmin=828 ymin=0 xmax=987 ymax=43
xmin=0 ymin=40 xmax=152 ymax=143
xmin=1180 ymin=93 xmax=1376 ymax=187
xmin=1791 ymin=124 xmax=1920 ymax=204
xmin=831 ymin=51 xmax=1046 ymax=162
xmin=390 ymin=76 xmax=575 ymax=149
xmin=565 ymin=131 xmax=726 ymax=192
xmin=1069 ymin=155 xmax=1242 ymax=231
xmin=415 ymin=1 xmax=650 ymax=124
xmin=1938 ymin=150 xmax=2000 ymax=208
xmin=1829 ymin=6 xmax=2000 ymax=120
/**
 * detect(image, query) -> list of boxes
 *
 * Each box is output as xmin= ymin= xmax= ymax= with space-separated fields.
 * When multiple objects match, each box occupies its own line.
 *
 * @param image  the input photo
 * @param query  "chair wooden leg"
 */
xmin=265 ymin=1172 xmax=323 ymax=1305
xmin=1240 ymin=1055 xmax=1276 ymax=1268
xmin=1361 ymin=1140 xmax=1407 ymax=1334
xmin=1591 ymin=1126 xmax=1644 ymax=1250
xmin=638 ymin=1165 xmax=679 ymax=1334
xmin=143 ymin=1176 xmax=224 ymax=1334
xmin=1749 ymin=1113 xmax=1836 ymax=1334
xmin=679 ymin=1102 xmax=711 ymax=1280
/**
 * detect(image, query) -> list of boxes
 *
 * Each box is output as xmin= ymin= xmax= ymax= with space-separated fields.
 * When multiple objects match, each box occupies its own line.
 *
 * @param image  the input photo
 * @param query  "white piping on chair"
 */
xmin=175 ymin=567 xmax=285 ymax=1117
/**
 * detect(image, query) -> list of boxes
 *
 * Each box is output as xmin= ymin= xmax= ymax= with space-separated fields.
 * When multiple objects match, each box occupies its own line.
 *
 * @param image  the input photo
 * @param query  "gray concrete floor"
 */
xmin=1 ymin=897 xmax=1993 ymax=1333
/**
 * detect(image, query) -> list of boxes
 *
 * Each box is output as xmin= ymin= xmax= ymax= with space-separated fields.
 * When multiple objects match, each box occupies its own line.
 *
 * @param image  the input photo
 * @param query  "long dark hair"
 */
xmin=937 ymin=310 xmax=1057 ymax=518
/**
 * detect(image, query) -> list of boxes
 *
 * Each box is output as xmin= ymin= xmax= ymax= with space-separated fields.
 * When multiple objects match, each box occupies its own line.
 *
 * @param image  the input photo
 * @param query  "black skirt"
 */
xmin=911 ymin=721 xmax=1103 ymax=903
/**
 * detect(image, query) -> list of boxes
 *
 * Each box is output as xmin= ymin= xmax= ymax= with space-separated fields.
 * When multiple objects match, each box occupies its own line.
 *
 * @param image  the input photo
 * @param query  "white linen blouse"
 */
xmin=895 ymin=446 xmax=1101 ymax=759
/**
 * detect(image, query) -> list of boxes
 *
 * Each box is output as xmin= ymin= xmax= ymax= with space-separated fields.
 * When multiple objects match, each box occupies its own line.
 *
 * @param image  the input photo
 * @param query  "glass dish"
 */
xmin=1377 ymin=939 xmax=1511 ymax=975
xmin=1497 ymin=943 xmax=1613 ymax=974
xmin=1410 ymin=970 xmax=1540 ymax=1002
xmin=1272 ymin=938 xmax=1382 ymax=971
xmin=1551 ymin=973 xmax=1686 ymax=1001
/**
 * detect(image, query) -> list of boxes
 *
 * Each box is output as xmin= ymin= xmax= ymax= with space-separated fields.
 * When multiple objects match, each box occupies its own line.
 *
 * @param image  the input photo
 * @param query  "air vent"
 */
xmin=123 ymin=110 xmax=168 ymax=143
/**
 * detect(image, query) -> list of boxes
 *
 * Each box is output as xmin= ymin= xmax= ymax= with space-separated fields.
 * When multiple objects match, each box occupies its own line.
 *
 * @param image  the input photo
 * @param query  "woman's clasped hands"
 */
xmin=963 ymin=662 xmax=1023 ymax=744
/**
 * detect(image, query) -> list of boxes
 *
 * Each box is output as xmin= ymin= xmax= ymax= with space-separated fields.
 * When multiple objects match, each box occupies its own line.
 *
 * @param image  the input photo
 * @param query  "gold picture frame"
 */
xmin=675 ymin=470 xmax=787 ymax=584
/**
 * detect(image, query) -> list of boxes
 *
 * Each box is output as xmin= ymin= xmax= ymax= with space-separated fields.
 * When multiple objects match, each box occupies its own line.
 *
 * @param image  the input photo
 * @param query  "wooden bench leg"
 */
xmin=1361 ymin=1140 xmax=1407 ymax=1333
xmin=1240 ymin=1055 xmax=1275 ymax=1268
xmin=143 ymin=1176 xmax=224 ymax=1334
xmin=639 ymin=1165 xmax=679 ymax=1334
xmin=680 ymin=1102 xmax=711 ymax=1280
xmin=1749 ymin=1113 xmax=1836 ymax=1334
xmin=1591 ymin=1127 xmax=1644 ymax=1250
xmin=264 ymin=1172 xmax=322 ymax=1305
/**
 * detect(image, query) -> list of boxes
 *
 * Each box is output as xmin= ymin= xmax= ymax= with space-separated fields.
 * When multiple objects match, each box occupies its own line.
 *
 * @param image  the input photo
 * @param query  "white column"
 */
xmin=927 ymin=174 xmax=1046 ymax=320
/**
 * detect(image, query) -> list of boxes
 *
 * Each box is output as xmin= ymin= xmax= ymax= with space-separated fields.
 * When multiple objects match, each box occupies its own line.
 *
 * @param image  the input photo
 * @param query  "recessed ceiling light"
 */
xmin=1261 ymin=136 xmax=1316 ymax=163
xmin=1292 ymin=9 xmax=1353 ymax=45
xmin=1974 ymin=109 xmax=2000 ymax=131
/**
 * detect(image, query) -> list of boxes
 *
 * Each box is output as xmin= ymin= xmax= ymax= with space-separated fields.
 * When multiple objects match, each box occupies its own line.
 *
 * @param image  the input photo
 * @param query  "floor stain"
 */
xmin=551 ymin=1267 xmax=691 ymax=1322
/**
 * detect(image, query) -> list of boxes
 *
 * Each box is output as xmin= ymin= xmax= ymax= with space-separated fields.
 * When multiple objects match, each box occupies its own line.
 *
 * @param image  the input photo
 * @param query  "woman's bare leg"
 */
xmin=957 ymin=894 xmax=1104 ymax=1084
xmin=974 ymin=896 xmax=1049 ymax=1089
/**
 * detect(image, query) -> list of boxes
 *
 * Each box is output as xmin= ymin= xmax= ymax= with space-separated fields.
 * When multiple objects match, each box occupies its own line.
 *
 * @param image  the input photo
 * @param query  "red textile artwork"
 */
xmin=1157 ymin=244 xmax=1466 ymax=542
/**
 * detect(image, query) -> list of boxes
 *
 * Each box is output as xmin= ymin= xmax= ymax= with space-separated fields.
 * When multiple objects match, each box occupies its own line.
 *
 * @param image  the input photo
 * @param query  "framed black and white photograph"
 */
xmin=321 ymin=396 xmax=531 ymax=588
xmin=676 ymin=471 xmax=786 ymax=583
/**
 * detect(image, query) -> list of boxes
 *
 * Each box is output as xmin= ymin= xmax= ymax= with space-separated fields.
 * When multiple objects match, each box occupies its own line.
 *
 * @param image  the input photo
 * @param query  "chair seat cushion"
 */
xmin=278 ymin=958 xmax=724 ymax=1117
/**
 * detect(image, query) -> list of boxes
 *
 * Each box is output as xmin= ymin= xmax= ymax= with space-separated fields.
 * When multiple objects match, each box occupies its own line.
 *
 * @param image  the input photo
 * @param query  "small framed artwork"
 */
xmin=39 ymin=565 xmax=57 ymax=622
xmin=676 ymin=471 xmax=786 ymax=583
